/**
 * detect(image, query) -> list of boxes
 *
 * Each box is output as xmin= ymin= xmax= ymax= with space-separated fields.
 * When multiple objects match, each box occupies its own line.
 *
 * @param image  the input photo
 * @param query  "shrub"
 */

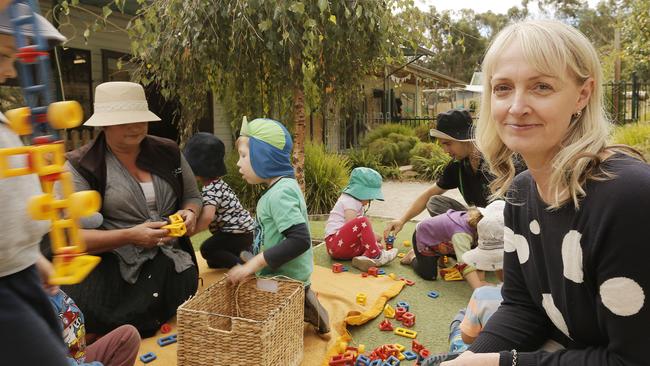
xmin=304 ymin=143 xmax=351 ymax=214
xmin=368 ymin=132 xmax=419 ymax=165
xmin=413 ymin=124 xmax=431 ymax=142
xmin=610 ymin=122 xmax=650 ymax=161
xmin=222 ymin=153 xmax=264 ymax=213
xmin=410 ymin=142 xmax=451 ymax=181
xmin=410 ymin=142 xmax=441 ymax=159
xmin=362 ymin=123 xmax=415 ymax=146
xmin=379 ymin=163 xmax=402 ymax=180
xmin=347 ymin=148 xmax=402 ymax=180
xmin=347 ymin=148 xmax=384 ymax=171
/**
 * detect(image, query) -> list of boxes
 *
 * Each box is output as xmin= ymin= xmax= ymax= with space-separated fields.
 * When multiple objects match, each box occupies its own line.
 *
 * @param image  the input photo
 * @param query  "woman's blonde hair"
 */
xmin=476 ymin=20 xmax=640 ymax=209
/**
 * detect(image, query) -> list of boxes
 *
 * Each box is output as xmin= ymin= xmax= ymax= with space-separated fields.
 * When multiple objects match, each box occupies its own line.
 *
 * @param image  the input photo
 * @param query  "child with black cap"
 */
xmin=183 ymin=132 xmax=255 ymax=269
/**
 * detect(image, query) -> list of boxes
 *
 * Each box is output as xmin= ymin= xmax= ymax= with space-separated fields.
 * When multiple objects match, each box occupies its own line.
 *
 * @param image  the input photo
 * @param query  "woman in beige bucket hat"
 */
xmin=62 ymin=81 xmax=202 ymax=337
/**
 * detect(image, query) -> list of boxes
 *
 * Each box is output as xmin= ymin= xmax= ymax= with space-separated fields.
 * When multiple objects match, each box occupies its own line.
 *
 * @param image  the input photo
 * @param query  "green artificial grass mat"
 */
xmin=191 ymin=217 xmax=484 ymax=354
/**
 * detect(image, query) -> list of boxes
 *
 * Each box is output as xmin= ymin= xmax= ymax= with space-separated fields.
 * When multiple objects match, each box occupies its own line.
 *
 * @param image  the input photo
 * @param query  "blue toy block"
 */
xmin=369 ymin=360 xmax=382 ymax=366
xmin=157 ymin=334 xmax=177 ymax=347
xmin=356 ymin=354 xmax=371 ymax=366
xmin=428 ymin=291 xmax=440 ymax=299
xmin=396 ymin=301 xmax=409 ymax=311
xmin=342 ymin=266 xmax=349 ymax=272
xmin=377 ymin=269 xmax=386 ymax=275
xmin=382 ymin=355 xmax=400 ymax=366
xmin=140 ymin=352 xmax=156 ymax=363
xmin=403 ymin=350 xmax=418 ymax=361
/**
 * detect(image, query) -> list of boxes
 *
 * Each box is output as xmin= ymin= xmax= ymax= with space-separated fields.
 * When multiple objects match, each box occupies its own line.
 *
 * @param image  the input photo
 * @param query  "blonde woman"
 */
xmin=441 ymin=20 xmax=650 ymax=366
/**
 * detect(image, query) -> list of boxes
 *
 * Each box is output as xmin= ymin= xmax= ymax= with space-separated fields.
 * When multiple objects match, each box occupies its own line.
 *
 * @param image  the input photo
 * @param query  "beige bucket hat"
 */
xmin=84 ymin=82 xmax=161 ymax=127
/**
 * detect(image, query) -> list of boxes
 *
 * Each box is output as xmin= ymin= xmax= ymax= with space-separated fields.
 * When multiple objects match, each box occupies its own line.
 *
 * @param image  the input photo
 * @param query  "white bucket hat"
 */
xmin=464 ymin=200 xmax=506 ymax=271
xmin=84 ymin=82 xmax=161 ymax=127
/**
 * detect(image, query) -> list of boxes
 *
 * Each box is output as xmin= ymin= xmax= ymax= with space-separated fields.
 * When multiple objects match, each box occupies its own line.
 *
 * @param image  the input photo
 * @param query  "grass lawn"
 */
xmin=190 ymin=217 xmax=481 ymax=354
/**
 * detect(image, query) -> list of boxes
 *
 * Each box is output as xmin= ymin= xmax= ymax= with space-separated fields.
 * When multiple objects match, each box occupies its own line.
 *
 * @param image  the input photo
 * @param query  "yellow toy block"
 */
xmin=403 ymin=240 xmax=411 ymax=247
xmin=397 ymin=253 xmax=405 ymax=258
xmin=394 ymin=343 xmax=406 ymax=352
xmin=356 ymin=292 xmax=367 ymax=306
xmin=397 ymin=352 xmax=405 ymax=360
xmin=358 ymin=344 xmax=365 ymax=354
xmin=384 ymin=304 xmax=395 ymax=318
xmin=5 ymin=106 xmax=32 ymax=135
xmin=442 ymin=267 xmax=464 ymax=281
xmin=388 ymin=273 xmax=397 ymax=280
xmin=30 ymin=143 xmax=66 ymax=177
xmin=162 ymin=213 xmax=187 ymax=237
xmin=0 ymin=145 xmax=33 ymax=178
xmin=47 ymin=101 xmax=83 ymax=129
xmin=394 ymin=327 xmax=417 ymax=339
xmin=50 ymin=252 xmax=101 ymax=285
xmin=335 ymin=336 xmax=348 ymax=354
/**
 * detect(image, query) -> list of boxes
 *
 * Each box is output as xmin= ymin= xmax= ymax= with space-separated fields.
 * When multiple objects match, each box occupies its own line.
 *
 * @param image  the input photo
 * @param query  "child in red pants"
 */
xmin=324 ymin=167 xmax=397 ymax=271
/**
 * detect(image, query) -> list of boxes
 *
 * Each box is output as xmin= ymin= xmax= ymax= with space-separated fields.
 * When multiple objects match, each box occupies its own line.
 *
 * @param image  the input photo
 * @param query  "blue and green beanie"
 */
xmin=240 ymin=117 xmax=295 ymax=179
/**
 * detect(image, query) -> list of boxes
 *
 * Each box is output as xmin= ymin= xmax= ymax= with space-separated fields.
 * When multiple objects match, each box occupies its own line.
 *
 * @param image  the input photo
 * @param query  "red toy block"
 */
xmin=361 ymin=272 xmax=368 ymax=278
xmin=379 ymin=319 xmax=394 ymax=331
xmin=420 ymin=349 xmax=431 ymax=358
xmin=395 ymin=306 xmax=407 ymax=321
xmin=329 ymin=353 xmax=355 ymax=366
xmin=368 ymin=267 xmax=379 ymax=277
xmin=401 ymin=278 xmax=415 ymax=286
xmin=412 ymin=340 xmax=424 ymax=353
xmin=160 ymin=323 xmax=172 ymax=334
xmin=402 ymin=312 xmax=415 ymax=327
xmin=332 ymin=263 xmax=344 ymax=273
xmin=383 ymin=344 xmax=400 ymax=357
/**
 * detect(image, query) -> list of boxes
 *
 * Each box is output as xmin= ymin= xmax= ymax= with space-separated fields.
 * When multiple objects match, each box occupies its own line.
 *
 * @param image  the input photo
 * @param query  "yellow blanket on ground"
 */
xmin=138 ymin=258 xmax=404 ymax=365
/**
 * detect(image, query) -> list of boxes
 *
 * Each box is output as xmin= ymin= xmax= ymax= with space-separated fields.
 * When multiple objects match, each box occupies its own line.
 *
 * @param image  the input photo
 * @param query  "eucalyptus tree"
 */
xmin=126 ymin=0 xmax=417 ymax=189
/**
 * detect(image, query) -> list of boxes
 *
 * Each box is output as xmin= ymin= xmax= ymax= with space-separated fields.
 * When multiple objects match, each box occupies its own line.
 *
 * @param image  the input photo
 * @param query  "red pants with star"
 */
xmin=325 ymin=216 xmax=381 ymax=260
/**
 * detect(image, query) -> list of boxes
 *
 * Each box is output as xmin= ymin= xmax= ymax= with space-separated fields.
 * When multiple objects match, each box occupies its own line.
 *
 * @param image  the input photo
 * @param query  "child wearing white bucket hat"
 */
xmin=463 ymin=199 xmax=506 ymax=274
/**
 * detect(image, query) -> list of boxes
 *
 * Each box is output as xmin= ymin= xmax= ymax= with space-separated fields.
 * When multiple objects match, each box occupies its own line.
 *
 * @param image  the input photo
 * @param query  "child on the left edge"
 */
xmin=324 ymin=167 xmax=398 ymax=272
xmin=227 ymin=117 xmax=330 ymax=335
xmin=49 ymin=289 xmax=140 ymax=366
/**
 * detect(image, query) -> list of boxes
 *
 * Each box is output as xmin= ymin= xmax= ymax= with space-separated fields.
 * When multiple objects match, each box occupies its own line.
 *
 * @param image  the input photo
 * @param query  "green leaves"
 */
xmin=102 ymin=6 xmax=112 ymax=19
xmin=318 ymin=0 xmax=328 ymax=13
xmin=289 ymin=2 xmax=305 ymax=15
xmin=258 ymin=19 xmax=272 ymax=31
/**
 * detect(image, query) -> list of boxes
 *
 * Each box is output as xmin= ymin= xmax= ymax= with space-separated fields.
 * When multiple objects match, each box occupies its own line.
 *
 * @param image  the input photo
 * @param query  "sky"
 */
xmin=415 ymin=0 xmax=601 ymax=15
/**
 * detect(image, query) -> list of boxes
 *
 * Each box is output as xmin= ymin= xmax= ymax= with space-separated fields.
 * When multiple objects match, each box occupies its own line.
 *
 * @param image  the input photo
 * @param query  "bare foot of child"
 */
xmin=400 ymin=249 xmax=416 ymax=265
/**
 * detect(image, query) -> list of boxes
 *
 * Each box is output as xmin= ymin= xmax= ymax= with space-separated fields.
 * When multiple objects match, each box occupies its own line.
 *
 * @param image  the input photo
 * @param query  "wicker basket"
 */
xmin=177 ymin=276 xmax=305 ymax=366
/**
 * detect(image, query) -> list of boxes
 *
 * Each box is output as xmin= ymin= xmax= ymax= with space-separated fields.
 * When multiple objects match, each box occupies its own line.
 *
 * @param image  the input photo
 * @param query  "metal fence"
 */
xmin=603 ymin=77 xmax=649 ymax=124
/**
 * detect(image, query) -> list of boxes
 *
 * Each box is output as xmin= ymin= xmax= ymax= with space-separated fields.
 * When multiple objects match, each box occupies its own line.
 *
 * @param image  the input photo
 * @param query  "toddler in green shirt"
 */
xmin=227 ymin=117 xmax=330 ymax=335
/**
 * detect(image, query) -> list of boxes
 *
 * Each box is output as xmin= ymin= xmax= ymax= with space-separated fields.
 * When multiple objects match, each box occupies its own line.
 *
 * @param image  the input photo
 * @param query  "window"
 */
xmin=52 ymin=47 xmax=93 ymax=120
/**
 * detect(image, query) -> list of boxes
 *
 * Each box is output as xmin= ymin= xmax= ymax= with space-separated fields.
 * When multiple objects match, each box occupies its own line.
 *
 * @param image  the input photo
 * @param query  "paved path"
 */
xmin=366 ymin=180 xmax=466 ymax=221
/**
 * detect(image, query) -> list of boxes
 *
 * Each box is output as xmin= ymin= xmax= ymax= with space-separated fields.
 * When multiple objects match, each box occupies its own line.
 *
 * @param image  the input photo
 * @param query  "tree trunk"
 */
xmin=324 ymin=93 xmax=340 ymax=152
xmin=292 ymin=87 xmax=306 ymax=192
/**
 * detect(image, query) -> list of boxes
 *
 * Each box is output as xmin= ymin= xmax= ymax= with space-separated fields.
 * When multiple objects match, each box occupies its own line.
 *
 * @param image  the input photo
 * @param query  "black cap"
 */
xmin=183 ymin=132 xmax=227 ymax=178
xmin=429 ymin=109 xmax=473 ymax=142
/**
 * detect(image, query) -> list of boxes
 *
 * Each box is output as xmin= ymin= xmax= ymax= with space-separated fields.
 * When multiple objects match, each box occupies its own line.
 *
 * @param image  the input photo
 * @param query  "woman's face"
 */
xmin=490 ymin=43 xmax=593 ymax=165
xmin=0 ymin=34 xmax=17 ymax=83
xmin=103 ymin=122 xmax=148 ymax=150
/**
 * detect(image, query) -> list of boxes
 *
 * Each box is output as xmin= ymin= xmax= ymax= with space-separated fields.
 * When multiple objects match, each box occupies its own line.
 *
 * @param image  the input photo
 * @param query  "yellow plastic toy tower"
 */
xmin=0 ymin=0 xmax=101 ymax=285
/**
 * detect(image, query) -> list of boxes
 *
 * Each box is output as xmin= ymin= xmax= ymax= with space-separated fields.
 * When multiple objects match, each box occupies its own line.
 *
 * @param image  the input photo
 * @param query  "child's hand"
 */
xmin=36 ymin=254 xmax=59 ymax=295
xmin=227 ymin=263 xmax=254 ymax=285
